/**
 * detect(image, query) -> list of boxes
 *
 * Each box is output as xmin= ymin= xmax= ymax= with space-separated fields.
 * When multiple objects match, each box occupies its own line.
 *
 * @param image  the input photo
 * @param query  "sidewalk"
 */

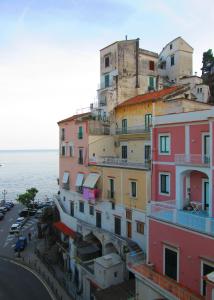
xmin=14 ymin=237 xmax=74 ymax=300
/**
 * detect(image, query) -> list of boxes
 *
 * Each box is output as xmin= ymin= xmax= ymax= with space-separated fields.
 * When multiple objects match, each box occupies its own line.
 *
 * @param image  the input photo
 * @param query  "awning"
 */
xmin=75 ymin=173 xmax=84 ymax=187
xmin=53 ymin=221 xmax=76 ymax=239
xmin=62 ymin=172 xmax=69 ymax=184
xmin=83 ymin=173 xmax=100 ymax=188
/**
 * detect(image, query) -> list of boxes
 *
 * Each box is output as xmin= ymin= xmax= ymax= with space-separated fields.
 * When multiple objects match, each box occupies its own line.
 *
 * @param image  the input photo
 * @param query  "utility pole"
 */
xmin=2 ymin=189 xmax=7 ymax=205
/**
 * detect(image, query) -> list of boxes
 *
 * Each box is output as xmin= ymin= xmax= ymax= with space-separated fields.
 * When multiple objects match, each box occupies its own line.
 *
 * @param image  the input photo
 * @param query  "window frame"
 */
xmin=61 ymin=145 xmax=66 ymax=156
xmin=159 ymin=134 xmax=171 ymax=155
xmin=171 ymin=55 xmax=175 ymax=66
xmin=78 ymin=126 xmax=83 ymax=139
xmin=136 ymin=221 xmax=144 ymax=234
xmin=89 ymin=205 xmax=94 ymax=216
xmin=121 ymin=145 xmax=128 ymax=159
xmin=104 ymin=55 xmax=110 ymax=68
xmin=78 ymin=148 xmax=84 ymax=164
xmin=149 ymin=60 xmax=155 ymax=71
xmin=159 ymin=172 xmax=170 ymax=196
xmin=130 ymin=181 xmax=137 ymax=198
xmin=104 ymin=74 xmax=110 ymax=88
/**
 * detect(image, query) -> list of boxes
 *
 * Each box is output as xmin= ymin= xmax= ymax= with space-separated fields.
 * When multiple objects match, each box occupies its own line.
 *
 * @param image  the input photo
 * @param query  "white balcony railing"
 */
xmin=148 ymin=201 xmax=214 ymax=236
xmin=89 ymin=156 xmax=150 ymax=170
xmin=113 ymin=125 xmax=151 ymax=135
xmin=175 ymin=154 xmax=210 ymax=167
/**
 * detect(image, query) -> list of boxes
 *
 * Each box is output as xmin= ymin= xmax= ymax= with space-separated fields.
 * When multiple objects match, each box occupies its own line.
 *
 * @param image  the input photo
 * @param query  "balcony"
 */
xmin=89 ymin=156 xmax=150 ymax=170
xmin=148 ymin=201 xmax=214 ymax=237
xmin=114 ymin=125 xmax=151 ymax=135
xmin=175 ymin=154 xmax=210 ymax=167
xmin=89 ymin=127 xmax=110 ymax=135
xmin=127 ymin=254 xmax=204 ymax=300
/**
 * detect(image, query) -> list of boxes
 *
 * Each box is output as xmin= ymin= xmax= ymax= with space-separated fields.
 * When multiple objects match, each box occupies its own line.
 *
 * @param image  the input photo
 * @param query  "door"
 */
xmin=203 ymin=134 xmax=210 ymax=163
xmin=109 ymin=179 xmax=114 ymax=199
xmin=122 ymin=119 xmax=127 ymax=133
xmin=96 ymin=211 xmax=101 ymax=228
xmin=70 ymin=201 xmax=74 ymax=217
xmin=114 ymin=217 xmax=121 ymax=235
xmin=121 ymin=145 xmax=128 ymax=160
xmin=202 ymin=263 xmax=214 ymax=296
xmin=203 ymin=180 xmax=209 ymax=211
xmin=145 ymin=145 xmax=151 ymax=164
xmin=127 ymin=221 xmax=132 ymax=238
xmin=164 ymin=247 xmax=178 ymax=281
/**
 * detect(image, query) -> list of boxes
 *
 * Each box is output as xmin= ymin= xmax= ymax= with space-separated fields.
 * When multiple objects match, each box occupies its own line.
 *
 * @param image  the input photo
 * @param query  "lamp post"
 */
xmin=2 ymin=189 xmax=7 ymax=205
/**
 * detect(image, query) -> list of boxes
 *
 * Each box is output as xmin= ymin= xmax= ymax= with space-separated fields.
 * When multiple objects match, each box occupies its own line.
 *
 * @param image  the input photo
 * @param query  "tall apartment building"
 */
xmin=98 ymin=38 xmax=159 ymax=114
xmin=128 ymin=107 xmax=214 ymax=300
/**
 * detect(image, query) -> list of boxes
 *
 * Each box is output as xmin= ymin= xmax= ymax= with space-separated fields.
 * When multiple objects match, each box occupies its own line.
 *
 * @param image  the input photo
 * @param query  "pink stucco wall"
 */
xmin=59 ymin=119 xmax=89 ymax=191
xmin=190 ymin=171 xmax=208 ymax=203
xmin=149 ymin=219 xmax=214 ymax=296
xmin=189 ymin=124 xmax=209 ymax=155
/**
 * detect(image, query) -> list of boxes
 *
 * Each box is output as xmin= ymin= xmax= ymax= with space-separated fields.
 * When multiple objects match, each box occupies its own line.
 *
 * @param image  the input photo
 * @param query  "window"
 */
xmin=114 ymin=272 xmax=118 ymax=278
xmin=130 ymin=181 xmax=137 ymax=198
xmin=136 ymin=221 xmax=144 ymax=234
xmin=164 ymin=246 xmax=178 ymax=281
xmin=69 ymin=145 xmax=73 ymax=157
xmin=114 ymin=217 xmax=121 ymax=235
xmin=96 ymin=211 xmax=102 ymax=228
xmin=160 ymin=173 xmax=170 ymax=194
xmin=61 ymin=145 xmax=66 ymax=156
xmin=70 ymin=201 xmax=74 ymax=217
xmin=149 ymin=61 xmax=155 ymax=71
xmin=171 ymin=55 xmax=175 ymax=66
xmin=78 ymin=126 xmax=83 ymax=139
xmin=159 ymin=135 xmax=170 ymax=154
xmin=79 ymin=201 xmax=84 ymax=213
xmin=121 ymin=145 xmax=128 ymax=159
xmin=145 ymin=114 xmax=152 ymax=129
xmin=105 ymin=74 xmax=110 ymax=88
xmin=126 ymin=209 xmax=132 ymax=220
xmin=111 ymin=201 xmax=115 ymax=210
xmin=202 ymin=262 xmax=214 ymax=296
xmin=170 ymin=43 xmax=173 ymax=50
xmin=78 ymin=148 xmax=84 ymax=164
xmin=61 ymin=128 xmax=65 ymax=141
xmin=89 ymin=205 xmax=94 ymax=216
xmin=105 ymin=56 xmax=110 ymax=68
xmin=122 ymin=119 xmax=127 ymax=133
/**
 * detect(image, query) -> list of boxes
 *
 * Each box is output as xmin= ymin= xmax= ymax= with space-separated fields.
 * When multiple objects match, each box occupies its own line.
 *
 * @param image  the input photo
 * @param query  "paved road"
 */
xmin=0 ymin=203 xmax=37 ymax=257
xmin=0 ymin=257 xmax=52 ymax=300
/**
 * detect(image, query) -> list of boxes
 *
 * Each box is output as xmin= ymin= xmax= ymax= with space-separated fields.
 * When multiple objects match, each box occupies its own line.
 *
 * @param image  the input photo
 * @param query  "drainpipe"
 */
xmin=135 ymin=38 xmax=140 ymax=88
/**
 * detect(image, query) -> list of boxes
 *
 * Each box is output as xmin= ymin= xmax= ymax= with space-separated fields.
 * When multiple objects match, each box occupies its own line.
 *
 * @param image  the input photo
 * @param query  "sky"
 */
xmin=0 ymin=0 xmax=214 ymax=150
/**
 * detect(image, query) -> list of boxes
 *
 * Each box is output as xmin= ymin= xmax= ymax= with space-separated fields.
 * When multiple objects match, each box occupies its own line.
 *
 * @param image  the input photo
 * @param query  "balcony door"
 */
xmin=122 ymin=119 xmax=127 ymax=134
xmin=203 ymin=134 xmax=210 ymax=163
xmin=202 ymin=179 xmax=209 ymax=211
xmin=202 ymin=262 xmax=214 ymax=296
xmin=164 ymin=246 xmax=178 ymax=281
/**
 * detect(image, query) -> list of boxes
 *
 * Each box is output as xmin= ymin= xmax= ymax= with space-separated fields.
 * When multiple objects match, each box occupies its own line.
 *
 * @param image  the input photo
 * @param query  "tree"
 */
xmin=201 ymin=49 xmax=214 ymax=75
xmin=17 ymin=187 xmax=38 ymax=208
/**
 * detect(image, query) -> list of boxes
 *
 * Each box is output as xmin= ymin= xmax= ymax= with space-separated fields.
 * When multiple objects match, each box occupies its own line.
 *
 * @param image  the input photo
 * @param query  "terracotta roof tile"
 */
xmin=57 ymin=112 xmax=91 ymax=124
xmin=117 ymin=86 xmax=182 ymax=107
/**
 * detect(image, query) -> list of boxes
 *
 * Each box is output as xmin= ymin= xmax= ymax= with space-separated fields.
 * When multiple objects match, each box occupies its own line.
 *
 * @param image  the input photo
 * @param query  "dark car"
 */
xmin=0 ymin=207 xmax=7 ymax=214
xmin=5 ymin=202 xmax=14 ymax=208
xmin=19 ymin=209 xmax=37 ymax=217
xmin=4 ymin=204 xmax=11 ymax=210
xmin=14 ymin=236 xmax=27 ymax=252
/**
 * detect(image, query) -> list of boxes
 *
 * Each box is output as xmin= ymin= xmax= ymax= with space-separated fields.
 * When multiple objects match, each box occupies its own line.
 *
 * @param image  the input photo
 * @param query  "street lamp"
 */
xmin=2 ymin=189 xmax=7 ymax=205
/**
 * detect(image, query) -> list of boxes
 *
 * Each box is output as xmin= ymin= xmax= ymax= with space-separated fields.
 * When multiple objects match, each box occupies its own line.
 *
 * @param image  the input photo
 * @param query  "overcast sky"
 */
xmin=0 ymin=0 xmax=214 ymax=150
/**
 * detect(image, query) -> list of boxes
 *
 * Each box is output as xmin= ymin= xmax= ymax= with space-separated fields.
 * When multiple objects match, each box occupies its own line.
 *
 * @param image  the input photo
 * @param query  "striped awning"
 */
xmin=62 ymin=172 xmax=69 ymax=184
xmin=75 ymin=173 xmax=84 ymax=187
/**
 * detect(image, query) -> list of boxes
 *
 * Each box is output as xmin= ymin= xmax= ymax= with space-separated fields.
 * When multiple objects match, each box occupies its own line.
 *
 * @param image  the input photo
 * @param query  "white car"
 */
xmin=10 ymin=223 xmax=21 ymax=234
xmin=16 ymin=217 xmax=25 ymax=226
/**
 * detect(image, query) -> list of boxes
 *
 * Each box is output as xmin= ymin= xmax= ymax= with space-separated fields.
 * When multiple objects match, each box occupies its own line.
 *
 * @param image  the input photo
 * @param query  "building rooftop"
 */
xmin=139 ymin=48 xmax=158 ymax=58
xmin=95 ymin=253 xmax=122 ymax=268
xmin=57 ymin=112 xmax=91 ymax=125
xmin=117 ymin=86 xmax=183 ymax=107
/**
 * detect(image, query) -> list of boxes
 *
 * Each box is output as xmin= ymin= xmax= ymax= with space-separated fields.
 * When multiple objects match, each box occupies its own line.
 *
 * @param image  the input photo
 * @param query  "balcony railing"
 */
xmin=128 ymin=261 xmax=204 ymax=300
xmin=89 ymin=127 xmax=110 ymax=135
xmin=89 ymin=156 xmax=150 ymax=170
xmin=114 ymin=125 xmax=151 ymax=135
xmin=175 ymin=154 xmax=210 ymax=167
xmin=148 ymin=201 xmax=214 ymax=237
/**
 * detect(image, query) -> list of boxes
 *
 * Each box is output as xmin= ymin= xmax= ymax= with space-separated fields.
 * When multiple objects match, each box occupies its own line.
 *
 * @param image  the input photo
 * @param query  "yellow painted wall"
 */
xmin=99 ymin=167 xmax=150 ymax=211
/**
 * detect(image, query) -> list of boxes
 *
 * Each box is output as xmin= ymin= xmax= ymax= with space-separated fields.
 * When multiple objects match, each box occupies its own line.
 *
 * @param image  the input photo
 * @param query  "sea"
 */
xmin=0 ymin=149 xmax=59 ymax=203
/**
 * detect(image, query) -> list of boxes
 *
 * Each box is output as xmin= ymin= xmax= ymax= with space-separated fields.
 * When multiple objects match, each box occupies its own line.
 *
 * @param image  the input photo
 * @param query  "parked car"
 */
xmin=10 ymin=223 xmax=21 ymax=234
xmin=5 ymin=202 xmax=14 ymax=208
xmin=14 ymin=236 xmax=27 ymax=252
xmin=16 ymin=217 xmax=26 ymax=226
xmin=0 ymin=207 xmax=7 ymax=214
xmin=0 ymin=212 xmax=4 ymax=220
xmin=19 ymin=208 xmax=37 ymax=217
xmin=4 ymin=204 xmax=11 ymax=210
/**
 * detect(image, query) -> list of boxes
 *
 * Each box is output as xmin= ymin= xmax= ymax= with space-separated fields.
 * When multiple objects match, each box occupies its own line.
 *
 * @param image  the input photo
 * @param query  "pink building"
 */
xmin=128 ymin=108 xmax=214 ymax=300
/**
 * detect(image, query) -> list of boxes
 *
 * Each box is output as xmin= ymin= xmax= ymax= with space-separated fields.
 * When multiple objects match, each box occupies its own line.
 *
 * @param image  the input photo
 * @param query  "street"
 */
xmin=0 ymin=203 xmax=37 ymax=257
xmin=0 ymin=257 xmax=52 ymax=300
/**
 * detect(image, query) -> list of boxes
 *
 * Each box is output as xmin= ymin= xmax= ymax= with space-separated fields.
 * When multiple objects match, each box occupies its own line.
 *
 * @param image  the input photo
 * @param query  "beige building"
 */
xmin=98 ymin=38 xmax=158 ymax=114
xmin=159 ymin=36 xmax=193 ymax=84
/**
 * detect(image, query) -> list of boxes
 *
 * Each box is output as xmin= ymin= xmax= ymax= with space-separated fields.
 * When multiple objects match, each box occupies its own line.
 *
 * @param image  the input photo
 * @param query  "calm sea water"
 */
xmin=0 ymin=150 xmax=59 ymax=203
